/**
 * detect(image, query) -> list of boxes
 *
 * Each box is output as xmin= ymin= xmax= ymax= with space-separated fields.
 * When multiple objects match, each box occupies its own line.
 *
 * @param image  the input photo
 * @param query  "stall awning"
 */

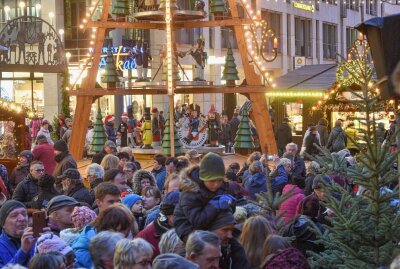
xmin=270 ymin=64 xmax=337 ymax=97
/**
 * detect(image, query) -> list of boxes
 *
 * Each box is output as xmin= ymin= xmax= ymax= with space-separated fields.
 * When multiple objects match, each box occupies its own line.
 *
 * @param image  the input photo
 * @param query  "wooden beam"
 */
xmin=69 ymin=0 xmax=112 ymax=160
xmin=176 ymin=18 xmax=252 ymax=29
xmin=67 ymin=85 xmax=268 ymax=96
xmin=86 ymin=20 xmax=165 ymax=30
xmin=227 ymin=0 xmax=278 ymax=155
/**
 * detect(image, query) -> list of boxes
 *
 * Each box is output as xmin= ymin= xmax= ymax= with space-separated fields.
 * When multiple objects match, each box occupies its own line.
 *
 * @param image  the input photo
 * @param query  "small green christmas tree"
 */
xmin=161 ymin=110 xmax=183 ymax=155
xmin=101 ymin=48 xmax=120 ymax=89
xmin=234 ymin=104 xmax=255 ymax=154
xmin=112 ymin=0 xmax=129 ymax=18
xmin=210 ymin=0 xmax=226 ymax=19
xmin=221 ymin=45 xmax=239 ymax=86
xmin=308 ymin=39 xmax=400 ymax=269
xmin=158 ymin=0 xmax=178 ymax=10
xmin=91 ymin=105 xmax=107 ymax=153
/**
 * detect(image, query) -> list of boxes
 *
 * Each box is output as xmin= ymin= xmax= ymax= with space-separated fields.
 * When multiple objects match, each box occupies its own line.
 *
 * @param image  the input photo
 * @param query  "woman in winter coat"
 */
xmin=132 ymin=169 xmax=157 ymax=195
xmin=10 ymin=150 xmax=33 ymax=191
xmin=304 ymin=126 xmax=321 ymax=160
xmin=316 ymin=118 xmax=329 ymax=147
xmin=244 ymin=161 xmax=267 ymax=200
xmin=278 ymin=184 xmax=305 ymax=224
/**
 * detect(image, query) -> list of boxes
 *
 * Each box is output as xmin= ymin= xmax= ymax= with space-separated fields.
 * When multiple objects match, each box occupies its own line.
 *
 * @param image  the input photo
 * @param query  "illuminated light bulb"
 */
xmin=66 ymin=52 xmax=71 ymax=58
xmin=4 ymin=6 xmax=10 ymax=13
xmin=90 ymin=41 xmax=94 ymax=45
xmin=83 ymin=19 xmax=87 ymax=23
xmin=49 ymin=12 xmax=54 ymax=18
xmin=79 ymin=24 xmax=84 ymax=29
xmin=59 ymin=29 xmax=64 ymax=35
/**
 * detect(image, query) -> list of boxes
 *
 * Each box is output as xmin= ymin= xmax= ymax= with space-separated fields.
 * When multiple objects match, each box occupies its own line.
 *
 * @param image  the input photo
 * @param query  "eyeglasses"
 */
xmin=134 ymin=259 xmax=152 ymax=266
xmin=35 ymin=169 xmax=45 ymax=173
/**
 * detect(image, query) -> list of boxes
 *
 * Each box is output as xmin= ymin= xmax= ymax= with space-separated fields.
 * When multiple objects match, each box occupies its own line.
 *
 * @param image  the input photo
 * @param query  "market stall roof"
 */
xmin=273 ymin=64 xmax=337 ymax=91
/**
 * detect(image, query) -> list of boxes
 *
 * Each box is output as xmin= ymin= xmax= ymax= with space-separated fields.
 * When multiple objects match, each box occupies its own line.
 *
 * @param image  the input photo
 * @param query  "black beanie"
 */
xmin=54 ymin=140 xmax=68 ymax=152
xmin=0 ymin=200 xmax=26 ymax=228
xmin=207 ymin=210 xmax=236 ymax=231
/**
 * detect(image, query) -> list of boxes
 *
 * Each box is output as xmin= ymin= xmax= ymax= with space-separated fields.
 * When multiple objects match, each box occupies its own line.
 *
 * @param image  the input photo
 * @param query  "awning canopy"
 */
xmin=273 ymin=64 xmax=337 ymax=92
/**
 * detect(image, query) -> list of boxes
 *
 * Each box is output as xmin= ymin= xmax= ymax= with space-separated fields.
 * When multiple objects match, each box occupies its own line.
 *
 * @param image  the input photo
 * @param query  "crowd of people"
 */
xmin=0 ymin=112 xmax=399 ymax=269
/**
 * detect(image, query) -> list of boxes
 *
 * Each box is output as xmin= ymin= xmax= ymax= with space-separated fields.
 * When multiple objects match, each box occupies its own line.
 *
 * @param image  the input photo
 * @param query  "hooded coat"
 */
xmin=243 ymin=171 xmax=267 ymax=200
xmin=278 ymin=184 xmax=305 ymax=223
xmin=72 ymin=225 xmax=96 ymax=268
xmin=132 ymin=170 xmax=156 ymax=195
xmin=173 ymin=166 xmax=229 ymax=242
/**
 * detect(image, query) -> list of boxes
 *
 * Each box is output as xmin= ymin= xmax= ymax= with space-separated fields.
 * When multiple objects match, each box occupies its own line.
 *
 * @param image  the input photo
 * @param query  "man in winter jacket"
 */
xmin=327 ymin=120 xmax=347 ymax=153
xmin=151 ymin=154 xmax=167 ymax=191
xmin=46 ymin=195 xmax=80 ymax=236
xmin=174 ymin=153 xmax=234 ymax=242
xmin=209 ymin=210 xmax=250 ymax=269
xmin=276 ymin=118 xmax=293 ymax=156
xmin=284 ymin=143 xmax=306 ymax=180
xmin=12 ymin=161 xmax=44 ymax=207
xmin=10 ymin=150 xmax=33 ymax=191
xmin=0 ymin=200 xmax=36 ymax=267
xmin=53 ymin=140 xmax=77 ymax=192
xmin=32 ymin=134 xmax=57 ymax=174
xmin=58 ymin=168 xmax=93 ymax=207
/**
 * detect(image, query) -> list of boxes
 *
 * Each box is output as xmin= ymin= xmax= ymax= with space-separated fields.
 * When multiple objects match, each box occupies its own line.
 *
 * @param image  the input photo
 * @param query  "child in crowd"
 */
xmin=122 ymin=193 xmax=146 ymax=231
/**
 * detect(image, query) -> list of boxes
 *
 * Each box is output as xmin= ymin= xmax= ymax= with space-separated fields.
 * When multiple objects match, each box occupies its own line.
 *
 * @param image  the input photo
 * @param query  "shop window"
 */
xmin=366 ymin=0 xmax=377 ymax=15
xmin=346 ymin=0 xmax=360 ymax=10
xmin=323 ymin=23 xmax=337 ymax=59
xmin=321 ymin=0 xmax=337 ymax=5
xmin=346 ymin=27 xmax=359 ymax=55
xmin=285 ymin=102 xmax=303 ymax=135
xmin=295 ymin=17 xmax=312 ymax=58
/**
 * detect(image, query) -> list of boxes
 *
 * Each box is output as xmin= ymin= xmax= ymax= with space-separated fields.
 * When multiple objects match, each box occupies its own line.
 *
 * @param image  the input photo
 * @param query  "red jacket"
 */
xmin=32 ymin=143 xmax=56 ymax=174
xmin=136 ymin=221 xmax=161 ymax=259
xmin=279 ymin=184 xmax=305 ymax=224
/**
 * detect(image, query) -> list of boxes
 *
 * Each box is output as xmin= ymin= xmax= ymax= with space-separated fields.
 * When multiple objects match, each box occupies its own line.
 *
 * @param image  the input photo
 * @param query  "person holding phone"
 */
xmin=0 ymin=200 xmax=36 ymax=267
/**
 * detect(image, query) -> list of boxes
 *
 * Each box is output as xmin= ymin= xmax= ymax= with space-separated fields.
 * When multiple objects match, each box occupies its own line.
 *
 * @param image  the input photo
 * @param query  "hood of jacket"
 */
xmin=282 ymin=184 xmax=303 ymax=195
xmin=179 ymin=166 xmax=202 ymax=193
xmin=248 ymin=172 xmax=266 ymax=187
xmin=132 ymin=170 xmax=156 ymax=194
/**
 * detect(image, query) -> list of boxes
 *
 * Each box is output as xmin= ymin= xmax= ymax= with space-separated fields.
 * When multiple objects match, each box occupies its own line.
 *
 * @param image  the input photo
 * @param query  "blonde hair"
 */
xmin=240 ymin=216 xmax=273 ymax=269
xmin=114 ymin=238 xmax=153 ymax=269
xmin=246 ymin=151 xmax=262 ymax=166
xmin=164 ymin=173 xmax=180 ymax=193
xmin=100 ymin=154 xmax=119 ymax=172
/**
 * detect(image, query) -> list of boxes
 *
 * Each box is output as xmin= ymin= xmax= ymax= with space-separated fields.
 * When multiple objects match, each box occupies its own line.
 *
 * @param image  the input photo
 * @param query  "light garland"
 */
xmin=165 ymin=0 xmax=174 ymax=95
xmin=0 ymin=99 xmax=36 ymax=118
xmin=266 ymin=91 xmax=324 ymax=97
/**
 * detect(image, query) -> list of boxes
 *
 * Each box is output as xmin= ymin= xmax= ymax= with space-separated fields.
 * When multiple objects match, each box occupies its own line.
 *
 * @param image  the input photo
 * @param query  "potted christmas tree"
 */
xmin=233 ymin=105 xmax=255 ymax=155
xmin=221 ymin=45 xmax=240 ymax=86
xmin=112 ymin=0 xmax=129 ymax=21
xmin=210 ymin=0 xmax=226 ymax=20
xmin=161 ymin=111 xmax=183 ymax=155
xmin=101 ymin=48 xmax=120 ymax=89
xmin=91 ymin=105 xmax=107 ymax=153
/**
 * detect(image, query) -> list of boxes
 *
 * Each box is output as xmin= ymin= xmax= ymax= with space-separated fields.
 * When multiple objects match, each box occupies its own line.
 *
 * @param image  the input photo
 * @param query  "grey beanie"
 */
xmin=199 ymin=152 xmax=225 ymax=181
xmin=0 ymin=200 xmax=26 ymax=228
xmin=153 ymin=253 xmax=199 ymax=269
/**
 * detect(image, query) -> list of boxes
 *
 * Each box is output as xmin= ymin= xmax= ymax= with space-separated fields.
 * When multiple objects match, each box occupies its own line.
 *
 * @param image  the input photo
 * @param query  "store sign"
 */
xmin=89 ymin=46 xmax=137 ymax=71
xmin=293 ymin=1 xmax=315 ymax=12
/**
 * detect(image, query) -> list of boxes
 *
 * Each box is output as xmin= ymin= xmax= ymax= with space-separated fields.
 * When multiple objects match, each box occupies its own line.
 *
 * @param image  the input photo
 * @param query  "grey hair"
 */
xmin=100 ymin=154 xmax=120 ymax=171
xmin=86 ymin=163 xmax=105 ymax=179
xmin=120 ymin=147 xmax=133 ymax=159
xmin=124 ymin=162 xmax=137 ymax=172
xmin=159 ymin=229 xmax=186 ymax=257
xmin=90 ymin=231 xmax=124 ymax=268
xmin=3 ymin=265 xmax=27 ymax=269
xmin=286 ymin=142 xmax=298 ymax=150
xmin=114 ymin=238 xmax=153 ymax=269
xmin=308 ymin=161 xmax=320 ymax=173
xmin=186 ymin=230 xmax=221 ymax=257
xmin=279 ymin=158 xmax=292 ymax=167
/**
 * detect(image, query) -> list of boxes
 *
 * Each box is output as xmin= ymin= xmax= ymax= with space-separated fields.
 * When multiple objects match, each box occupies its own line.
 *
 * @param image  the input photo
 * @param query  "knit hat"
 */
xmin=208 ymin=210 xmax=236 ymax=231
xmin=36 ymin=233 xmax=74 ymax=256
xmin=160 ymin=191 xmax=180 ymax=216
xmin=71 ymin=206 xmax=97 ymax=229
xmin=104 ymin=140 xmax=117 ymax=149
xmin=199 ymin=152 xmax=225 ymax=181
xmin=57 ymin=168 xmax=81 ymax=180
xmin=54 ymin=140 xmax=68 ymax=152
xmin=122 ymin=194 xmax=143 ymax=209
xmin=19 ymin=150 xmax=33 ymax=163
xmin=47 ymin=195 xmax=80 ymax=215
xmin=0 ymin=200 xmax=26 ymax=228
xmin=153 ymin=253 xmax=200 ymax=269
xmin=312 ymin=175 xmax=331 ymax=190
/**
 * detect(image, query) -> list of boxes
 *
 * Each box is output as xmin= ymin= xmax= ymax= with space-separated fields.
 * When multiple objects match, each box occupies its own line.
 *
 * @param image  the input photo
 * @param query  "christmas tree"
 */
xmin=161 ymin=110 xmax=183 ymax=155
xmin=308 ymin=39 xmax=400 ymax=268
xmin=221 ymin=45 xmax=240 ymax=86
xmin=101 ymin=48 xmax=120 ymax=89
xmin=158 ymin=0 xmax=178 ymax=10
xmin=210 ymin=0 xmax=226 ymax=19
xmin=112 ymin=0 xmax=129 ymax=19
xmin=91 ymin=105 xmax=107 ymax=153
xmin=233 ymin=104 xmax=255 ymax=154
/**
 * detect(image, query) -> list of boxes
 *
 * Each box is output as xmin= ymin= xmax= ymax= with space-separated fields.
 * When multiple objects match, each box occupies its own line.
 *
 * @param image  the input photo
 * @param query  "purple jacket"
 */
xmin=279 ymin=184 xmax=305 ymax=224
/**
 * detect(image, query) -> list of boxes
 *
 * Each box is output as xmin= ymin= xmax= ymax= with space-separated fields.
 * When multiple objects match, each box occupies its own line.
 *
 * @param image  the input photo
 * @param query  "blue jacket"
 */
xmin=105 ymin=123 xmax=116 ymax=143
xmin=152 ymin=166 xmax=167 ymax=191
xmin=0 ymin=232 xmax=34 ymax=267
xmin=292 ymin=156 xmax=306 ymax=180
xmin=244 ymin=172 xmax=267 ymax=200
xmin=271 ymin=165 xmax=289 ymax=194
xmin=72 ymin=225 xmax=96 ymax=268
